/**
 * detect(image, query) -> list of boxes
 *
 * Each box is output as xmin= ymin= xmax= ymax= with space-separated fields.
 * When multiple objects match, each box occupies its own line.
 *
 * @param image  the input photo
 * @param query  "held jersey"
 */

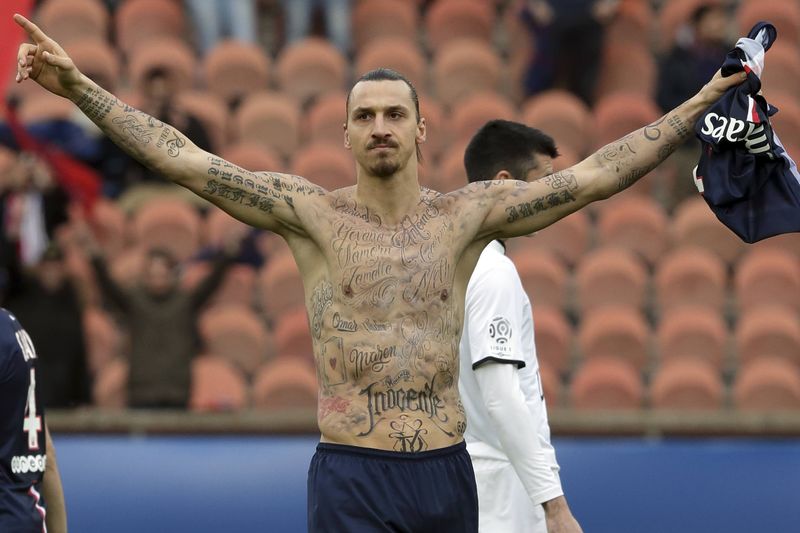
xmin=0 ymin=308 xmax=48 ymax=532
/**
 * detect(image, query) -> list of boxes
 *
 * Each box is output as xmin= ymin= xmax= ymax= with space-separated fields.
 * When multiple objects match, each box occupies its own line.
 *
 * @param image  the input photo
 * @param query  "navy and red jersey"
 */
xmin=0 ymin=308 xmax=48 ymax=532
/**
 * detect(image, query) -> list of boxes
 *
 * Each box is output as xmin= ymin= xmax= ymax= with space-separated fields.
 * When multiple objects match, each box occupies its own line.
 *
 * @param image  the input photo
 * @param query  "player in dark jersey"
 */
xmin=0 ymin=308 xmax=67 ymax=533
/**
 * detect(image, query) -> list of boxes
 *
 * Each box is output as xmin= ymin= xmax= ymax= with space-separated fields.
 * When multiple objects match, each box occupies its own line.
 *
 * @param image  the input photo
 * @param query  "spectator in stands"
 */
xmin=184 ymin=0 xmax=257 ymax=56
xmin=283 ymin=0 xmax=352 ymax=55
xmin=521 ymin=0 xmax=619 ymax=105
xmin=657 ymin=4 xmax=732 ymax=113
xmin=2 ymin=243 xmax=92 ymax=409
xmin=78 ymin=226 xmax=240 ymax=409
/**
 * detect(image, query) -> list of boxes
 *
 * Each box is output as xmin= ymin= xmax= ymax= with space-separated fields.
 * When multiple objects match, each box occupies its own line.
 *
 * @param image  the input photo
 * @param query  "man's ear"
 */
xmin=343 ymin=123 xmax=351 ymax=149
xmin=416 ymin=116 xmax=427 ymax=144
xmin=492 ymin=170 xmax=512 ymax=181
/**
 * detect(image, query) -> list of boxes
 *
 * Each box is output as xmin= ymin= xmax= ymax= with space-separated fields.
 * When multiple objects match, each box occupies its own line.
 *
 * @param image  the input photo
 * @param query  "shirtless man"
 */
xmin=14 ymin=13 xmax=743 ymax=533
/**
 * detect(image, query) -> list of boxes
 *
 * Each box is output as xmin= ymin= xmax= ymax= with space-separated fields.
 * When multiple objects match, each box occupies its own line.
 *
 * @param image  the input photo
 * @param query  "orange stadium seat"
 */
xmin=749 ymin=232 xmax=800 ymax=259
xmin=65 ymin=38 xmax=121 ymax=91
xmin=765 ymin=94 xmax=800 ymax=152
xmin=531 ymin=306 xmax=572 ymax=375
xmin=305 ymin=91 xmax=347 ymax=147
xmin=735 ymin=305 xmax=800 ymax=368
xmin=570 ymin=356 xmax=644 ymax=410
xmin=432 ymin=39 xmax=503 ymax=105
xmin=115 ymin=0 xmax=187 ymax=55
xmin=291 ymin=143 xmax=354 ymax=191
xmin=505 ymin=210 xmax=590 ymax=268
xmin=131 ymin=199 xmax=202 ymax=261
xmin=275 ymin=38 xmax=347 ymax=104
xmin=258 ymin=253 xmax=306 ymax=324
xmin=190 ymin=355 xmax=248 ymax=412
xmin=252 ymin=357 xmax=318 ymax=410
xmin=83 ymin=307 xmax=123 ymax=376
xmin=522 ymin=89 xmax=594 ymax=157
xmin=539 ymin=360 xmax=562 ymax=407
xmin=734 ymin=356 xmax=800 ymax=410
xmin=596 ymin=43 xmax=657 ymax=101
xmin=575 ymin=248 xmax=648 ymax=314
xmin=738 ymin=0 xmax=800 ymax=48
xmin=181 ymin=262 xmax=257 ymax=309
xmin=592 ymin=92 xmax=661 ymax=149
xmin=735 ymin=248 xmax=800 ymax=313
xmin=203 ymin=40 xmax=271 ymax=106
xmin=435 ymin=141 xmax=470 ymax=193
xmin=220 ymin=142 xmax=283 ymax=174
xmin=656 ymin=305 xmax=728 ymax=369
xmin=89 ymin=198 xmax=129 ymax=260
xmin=203 ymin=208 xmax=252 ymax=249
xmin=653 ymin=246 xmax=727 ymax=314
xmin=93 ymin=357 xmax=128 ymax=408
xmin=234 ymin=91 xmax=301 ymax=160
xmin=198 ymin=305 xmax=272 ymax=376
xmin=451 ymin=92 xmax=516 ymax=145
xmin=418 ymin=95 xmax=448 ymax=165
xmin=671 ymin=197 xmax=746 ymax=264
xmin=657 ymin=0 xmax=722 ymax=52
xmin=273 ymin=307 xmax=313 ymax=361
xmin=354 ymin=38 xmax=428 ymax=92
xmin=176 ymin=91 xmax=230 ymax=152
xmin=128 ymin=37 xmax=195 ymax=94
xmin=425 ymin=0 xmax=495 ymax=52
xmin=596 ymin=195 xmax=668 ymax=265
xmin=36 ymin=0 xmax=109 ymax=46
xmin=507 ymin=249 xmax=569 ymax=311
xmin=578 ymin=305 xmax=651 ymax=371
xmin=759 ymin=42 xmax=800 ymax=104
xmin=502 ymin=0 xmax=536 ymax=103
xmin=650 ymin=359 xmax=724 ymax=410
xmin=352 ymin=0 xmax=419 ymax=52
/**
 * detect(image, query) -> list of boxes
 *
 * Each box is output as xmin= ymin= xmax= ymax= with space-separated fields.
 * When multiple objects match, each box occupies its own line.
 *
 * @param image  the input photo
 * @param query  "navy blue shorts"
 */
xmin=307 ymin=441 xmax=478 ymax=533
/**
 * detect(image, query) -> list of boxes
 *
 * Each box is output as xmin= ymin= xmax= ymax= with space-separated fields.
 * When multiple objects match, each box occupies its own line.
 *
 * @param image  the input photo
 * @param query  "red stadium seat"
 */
xmin=575 ymin=248 xmax=648 ymax=314
xmin=592 ymin=92 xmax=661 ymax=149
xmin=176 ymin=91 xmax=230 ymax=152
xmin=432 ymin=39 xmax=503 ymax=105
xmin=203 ymin=208 xmax=252 ymax=250
xmin=759 ymin=42 xmax=800 ymax=104
xmin=570 ymin=356 xmax=644 ymax=410
xmin=115 ymin=0 xmax=187 ymax=56
xmin=650 ymin=359 xmax=724 ymax=410
xmin=252 ymin=357 xmax=318 ymax=410
xmin=578 ymin=305 xmax=651 ymax=371
xmin=190 ymin=355 xmax=248 ymax=411
xmin=735 ymin=248 xmax=800 ymax=313
xmin=671 ymin=196 xmax=746 ymax=265
xmin=273 ymin=306 xmax=313 ymax=361
xmin=131 ymin=198 xmax=202 ymax=261
xmin=234 ymin=91 xmax=301 ymax=160
xmin=505 ymin=211 xmax=591 ymax=268
xmin=734 ymin=356 xmax=800 ymax=411
xmin=258 ymin=253 xmax=305 ymax=324
xmin=749 ymin=231 xmax=800 ymax=259
xmin=352 ymin=0 xmax=419 ymax=52
xmin=220 ymin=142 xmax=283 ymax=174
xmin=596 ymin=194 xmax=668 ymax=265
xmin=735 ymin=305 xmax=800 ymax=368
xmin=435 ymin=141 xmax=470 ymax=193
xmin=66 ymin=38 xmax=121 ymax=91
xmin=653 ymin=246 xmax=727 ymax=314
xmin=532 ymin=306 xmax=573 ymax=375
xmin=305 ymin=91 xmax=347 ymax=148
xmin=203 ymin=40 xmax=271 ymax=106
xmin=291 ymin=143 xmax=354 ymax=191
xmin=93 ymin=357 xmax=128 ymax=408
xmin=765 ymin=94 xmax=800 ymax=153
xmin=656 ymin=305 xmax=728 ymax=370
xmin=354 ymin=38 xmax=428 ymax=92
xmin=522 ymin=90 xmax=594 ymax=157
xmin=127 ymin=37 xmax=195 ymax=94
xmin=507 ymin=249 xmax=569 ymax=312
xmin=418 ymin=95 xmax=448 ymax=165
xmin=37 ymin=0 xmax=109 ymax=46
xmin=425 ymin=0 xmax=495 ymax=52
xmin=451 ymin=92 xmax=516 ymax=145
xmin=275 ymin=38 xmax=347 ymax=104
xmin=198 ymin=305 xmax=272 ymax=376
xmin=596 ymin=43 xmax=657 ymax=100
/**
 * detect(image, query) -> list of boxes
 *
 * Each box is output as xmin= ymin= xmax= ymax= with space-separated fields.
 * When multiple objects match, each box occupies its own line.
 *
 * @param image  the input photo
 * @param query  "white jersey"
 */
xmin=459 ymin=241 xmax=562 ymax=531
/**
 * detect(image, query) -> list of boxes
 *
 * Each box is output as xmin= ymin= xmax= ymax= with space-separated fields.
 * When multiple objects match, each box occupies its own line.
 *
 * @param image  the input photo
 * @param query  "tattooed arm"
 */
xmin=13 ymin=14 xmax=322 ymax=235
xmin=468 ymin=70 xmax=747 ymax=240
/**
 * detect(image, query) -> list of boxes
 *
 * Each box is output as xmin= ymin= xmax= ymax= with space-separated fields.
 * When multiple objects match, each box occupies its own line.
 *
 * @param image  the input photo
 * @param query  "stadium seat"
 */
xmin=127 ymin=37 xmax=195 ymax=94
xmin=657 ymin=0 xmax=721 ymax=52
xmin=737 ymin=0 xmax=800 ymax=48
xmin=66 ymin=38 xmax=121 ymax=91
xmin=734 ymin=356 xmax=800 ymax=410
xmin=507 ymin=249 xmax=569 ymax=312
xmin=505 ymin=210 xmax=590 ymax=268
xmin=425 ymin=0 xmax=495 ymax=52
xmin=451 ymin=92 xmax=516 ymax=145
xmin=596 ymin=43 xmax=657 ymax=100
xmin=203 ymin=40 xmax=271 ymax=106
xmin=522 ymin=89 xmax=594 ymax=158
xmin=305 ymin=91 xmax=347 ymax=147
xmin=502 ymin=0 xmax=536 ymax=103
xmin=539 ymin=360 xmax=562 ymax=407
xmin=595 ymin=195 xmax=668 ymax=265
xmin=653 ymin=246 xmax=727 ymax=314
xmin=198 ymin=305 xmax=272 ymax=376
xmin=435 ymin=141 xmax=470 ymax=193
xmin=258 ymin=253 xmax=306 ymax=324
xmin=190 ymin=355 xmax=248 ymax=412
xmin=656 ymin=305 xmax=728 ymax=369
xmin=759 ymin=42 xmax=800 ymax=104
xmin=220 ymin=142 xmax=283 ymax=174
xmin=570 ymin=356 xmax=644 ymax=410
xmin=37 ymin=0 xmax=109 ymax=46
xmin=131 ymin=198 xmax=202 ymax=261
xmin=605 ymin=0 xmax=654 ymax=47
xmin=735 ymin=248 xmax=800 ymax=313
xmin=432 ymin=39 xmax=503 ymax=105
xmin=83 ymin=307 xmax=123 ymax=376
xmin=650 ymin=359 xmax=724 ymax=410
xmin=176 ymin=90 xmax=230 ymax=152
xmin=575 ymin=248 xmax=648 ymax=314
xmin=749 ymin=231 xmax=800 ymax=259
xmin=234 ymin=91 xmax=301 ymax=160
xmin=89 ymin=198 xmax=129 ymax=260
xmin=252 ymin=357 xmax=318 ymax=410
xmin=418 ymin=95 xmax=448 ymax=165
xmin=182 ymin=262 xmax=257 ymax=309
xmin=93 ymin=357 xmax=128 ymax=408
xmin=592 ymin=92 xmax=661 ymax=149
xmin=275 ymin=38 xmax=347 ymax=104
xmin=671 ymin=197 xmax=746 ymax=264
xmin=352 ymin=0 xmax=419 ymax=52
xmin=115 ymin=0 xmax=187 ymax=56
xmin=291 ymin=143 xmax=354 ymax=191
xmin=765 ymin=94 xmax=800 ymax=152
xmin=578 ymin=305 xmax=651 ymax=371
xmin=735 ymin=305 xmax=800 ymax=368
xmin=531 ymin=306 xmax=573 ymax=375
xmin=203 ymin=208 xmax=252 ymax=250
xmin=354 ymin=38 xmax=428 ymax=92
xmin=273 ymin=307 xmax=313 ymax=361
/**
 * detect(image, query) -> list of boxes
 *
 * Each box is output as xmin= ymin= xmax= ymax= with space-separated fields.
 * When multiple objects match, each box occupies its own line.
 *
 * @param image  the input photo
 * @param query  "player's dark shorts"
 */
xmin=308 ymin=441 xmax=478 ymax=533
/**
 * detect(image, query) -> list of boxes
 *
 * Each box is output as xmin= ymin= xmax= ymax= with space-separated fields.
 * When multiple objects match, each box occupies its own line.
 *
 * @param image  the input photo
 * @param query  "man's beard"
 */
xmin=369 ymin=158 xmax=401 ymax=178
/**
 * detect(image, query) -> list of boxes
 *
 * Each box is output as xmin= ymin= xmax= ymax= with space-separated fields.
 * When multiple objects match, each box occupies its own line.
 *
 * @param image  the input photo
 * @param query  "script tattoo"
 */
xmin=319 ymin=396 xmax=350 ymax=420
xmin=667 ymin=114 xmax=690 ymax=139
xmin=644 ymin=116 xmax=666 ymax=141
xmin=75 ymin=87 xmax=116 ymax=122
xmin=358 ymin=376 xmax=453 ymax=437
xmin=111 ymin=115 xmax=153 ymax=145
xmin=389 ymin=415 xmax=429 ymax=452
xmin=349 ymin=345 xmax=397 ymax=379
xmin=542 ymin=172 xmax=578 ymax=191
xmin=505 ymin=189 xmax=576 ymax=223
xmin=310 ymin=282 xmax=334 ymax=339
xmin=202 ymin=179 xmax=275 ymax=212
xmin=165 ymin=131 xmax=186 ymax=157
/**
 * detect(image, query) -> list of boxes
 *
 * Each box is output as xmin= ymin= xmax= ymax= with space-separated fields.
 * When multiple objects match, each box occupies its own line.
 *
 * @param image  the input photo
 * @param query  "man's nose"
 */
xmin=371 ymin=115 xmax=390 ymax=137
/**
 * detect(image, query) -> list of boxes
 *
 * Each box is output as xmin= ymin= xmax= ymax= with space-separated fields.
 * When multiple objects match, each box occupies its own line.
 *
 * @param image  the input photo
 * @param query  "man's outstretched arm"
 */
xmin=466 ymin=70 xmax=746 ymax=241
xmin=13 ymin=14 xmax=324 ymax=236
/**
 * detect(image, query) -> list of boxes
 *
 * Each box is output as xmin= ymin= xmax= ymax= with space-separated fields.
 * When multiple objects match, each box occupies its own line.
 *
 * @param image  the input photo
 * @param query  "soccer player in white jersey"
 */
xmin=459 ymin=120 xmax=582 ymax=533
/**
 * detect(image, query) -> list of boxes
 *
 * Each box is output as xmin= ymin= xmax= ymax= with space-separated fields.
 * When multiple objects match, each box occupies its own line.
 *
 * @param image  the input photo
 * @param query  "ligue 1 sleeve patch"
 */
xmin=488 ymin=316 xmax=513 ymax=354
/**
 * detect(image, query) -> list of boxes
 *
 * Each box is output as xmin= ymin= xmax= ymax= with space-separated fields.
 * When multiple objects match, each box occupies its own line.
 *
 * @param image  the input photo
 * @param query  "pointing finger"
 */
xmin=13 ymin=14 xmax=48 ymax=44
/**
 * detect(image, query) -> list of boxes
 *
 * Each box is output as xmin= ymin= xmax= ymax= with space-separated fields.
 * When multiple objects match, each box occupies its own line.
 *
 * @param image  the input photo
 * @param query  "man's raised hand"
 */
xmin=14 ymin=13 xmax=83 ymax=98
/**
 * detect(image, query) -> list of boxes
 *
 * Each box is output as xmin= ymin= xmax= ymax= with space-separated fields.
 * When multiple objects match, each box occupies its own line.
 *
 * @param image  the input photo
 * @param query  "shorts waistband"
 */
xmin=316 ymin=441 xmax=466 ymax=461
